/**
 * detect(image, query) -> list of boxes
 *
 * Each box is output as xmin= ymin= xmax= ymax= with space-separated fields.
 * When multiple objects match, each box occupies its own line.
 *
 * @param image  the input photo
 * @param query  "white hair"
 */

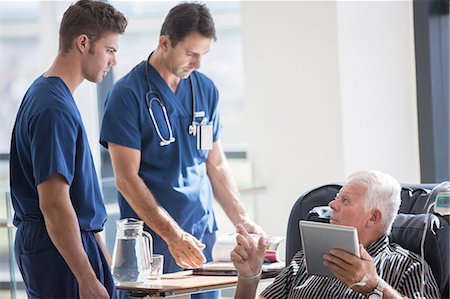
xmin=347 ymin=170 xmax=401 ymax=234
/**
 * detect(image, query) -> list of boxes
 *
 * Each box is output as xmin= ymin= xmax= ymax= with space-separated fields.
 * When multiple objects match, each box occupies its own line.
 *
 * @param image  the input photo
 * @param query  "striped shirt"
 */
xmin=261 ymin=235 xmax=441 ymax=299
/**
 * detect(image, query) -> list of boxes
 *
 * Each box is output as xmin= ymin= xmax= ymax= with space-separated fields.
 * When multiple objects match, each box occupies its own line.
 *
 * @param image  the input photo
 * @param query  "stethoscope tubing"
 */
xmin=145 ymin=53 xmax=197 ymax=146
xmin=146 ymin=95 xmax=175 ymax=146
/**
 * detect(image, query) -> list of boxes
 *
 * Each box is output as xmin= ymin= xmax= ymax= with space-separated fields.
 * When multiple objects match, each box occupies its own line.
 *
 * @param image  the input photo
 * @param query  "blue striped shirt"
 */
xmin=261 ymin=236 xmax=441 ymax=299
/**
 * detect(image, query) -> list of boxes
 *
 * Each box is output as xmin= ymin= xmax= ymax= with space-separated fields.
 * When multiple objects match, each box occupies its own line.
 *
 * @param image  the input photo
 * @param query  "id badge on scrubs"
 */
xmin=196 ymin=123 xmax=213 ymax=150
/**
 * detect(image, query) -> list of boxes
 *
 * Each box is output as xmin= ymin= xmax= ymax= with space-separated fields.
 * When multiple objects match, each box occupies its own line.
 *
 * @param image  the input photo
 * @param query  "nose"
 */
xmin=328 ymin=198 xmax=337 ymax=211
xmin=110 ymin=53 xmax=118 ymax=67
xmin=191 ymin=55 xmax=201 ymax=70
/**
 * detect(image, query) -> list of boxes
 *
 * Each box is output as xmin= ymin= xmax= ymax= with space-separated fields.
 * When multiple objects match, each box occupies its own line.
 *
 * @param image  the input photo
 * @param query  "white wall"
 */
xmin=239 ymin=1 xmax=420 ymax=237
xmin=336 ymin=1 xmax=420 ymax=182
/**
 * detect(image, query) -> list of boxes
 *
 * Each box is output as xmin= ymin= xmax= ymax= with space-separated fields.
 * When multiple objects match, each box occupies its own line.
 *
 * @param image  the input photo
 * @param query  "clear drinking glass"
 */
xmin=149 ymin=254 xmax=164 ymax=280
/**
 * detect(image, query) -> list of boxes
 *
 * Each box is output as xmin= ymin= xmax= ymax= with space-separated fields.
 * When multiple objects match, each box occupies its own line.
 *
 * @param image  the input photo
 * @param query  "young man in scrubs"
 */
xmin=9 ymin=1 xmax=127 ymax=298
xmin=100 ymin=3 xmax=264 ymax=298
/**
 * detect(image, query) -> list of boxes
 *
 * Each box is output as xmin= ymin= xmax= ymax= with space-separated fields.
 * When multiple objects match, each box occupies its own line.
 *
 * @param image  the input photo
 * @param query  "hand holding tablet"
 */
xmin=299 ymin=220 xmax=360 ymax=277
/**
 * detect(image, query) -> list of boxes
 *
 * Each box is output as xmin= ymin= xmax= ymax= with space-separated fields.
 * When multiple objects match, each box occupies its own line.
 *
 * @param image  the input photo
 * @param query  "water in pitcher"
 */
xmin=112 ymin=237 xmax=150 ymax=283
xmin=111 ymin=218 xmax=152 ymax=284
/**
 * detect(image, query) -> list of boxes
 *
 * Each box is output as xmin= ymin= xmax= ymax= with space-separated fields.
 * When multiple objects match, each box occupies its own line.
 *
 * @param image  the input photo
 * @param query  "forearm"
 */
xmin=354 ymin=275 xmax=409 ymax=299
xmin=108 ymin=142 xmax=208 ymax=268
xmin=116 ymin=173 xmax=208 ymax=268
xmin=234 ymin=277 xmax=260 ymax=299
xmin=379 ymin=278 xmax=436 ymax=299
xmin=207 ymin=159 xmax=250 ymax=225
xmin=41 ymin=198 xmax=97 ymax=284
xmin=381 ymin=284 xmax=409 ymax=299
xmin=115 ymin=173 xmax=183 ymax=242
xmin=95 ymin=233 xmax=111 ymax=267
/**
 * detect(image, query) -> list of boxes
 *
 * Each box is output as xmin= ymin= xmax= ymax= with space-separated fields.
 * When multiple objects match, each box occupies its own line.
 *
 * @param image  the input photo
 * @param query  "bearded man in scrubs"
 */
xmin=9 ymin=1 xmax=127 ymax=298
xmin=100 ymin=3 xmax=264 ymax=298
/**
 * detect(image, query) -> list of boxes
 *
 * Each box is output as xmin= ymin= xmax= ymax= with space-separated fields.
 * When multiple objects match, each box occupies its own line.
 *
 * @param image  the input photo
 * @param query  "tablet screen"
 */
xmin=299 ymin=220 xmax=360 ymax=277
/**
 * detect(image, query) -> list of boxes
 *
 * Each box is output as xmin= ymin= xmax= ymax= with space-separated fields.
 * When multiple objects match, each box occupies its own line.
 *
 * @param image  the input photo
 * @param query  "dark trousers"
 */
xmin=15 ymin=221 xmax=116 ymax=299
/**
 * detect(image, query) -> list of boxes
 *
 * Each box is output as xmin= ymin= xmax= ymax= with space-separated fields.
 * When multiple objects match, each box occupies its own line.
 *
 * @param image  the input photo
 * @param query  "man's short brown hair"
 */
xmin=59 ymin=0 xmax=127 ymax=53
xmin=161 ymin=2 xmax=217 ymax=48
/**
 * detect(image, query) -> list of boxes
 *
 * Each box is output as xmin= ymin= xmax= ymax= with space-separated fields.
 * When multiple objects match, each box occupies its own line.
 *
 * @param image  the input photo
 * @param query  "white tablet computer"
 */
xmin=299 ymin=220 xmax=360 ymax=277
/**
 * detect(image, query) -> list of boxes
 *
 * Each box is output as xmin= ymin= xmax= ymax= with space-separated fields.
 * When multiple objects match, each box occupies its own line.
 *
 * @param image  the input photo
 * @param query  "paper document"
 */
xmin=192 ymin=232 xmax=286 ymax=276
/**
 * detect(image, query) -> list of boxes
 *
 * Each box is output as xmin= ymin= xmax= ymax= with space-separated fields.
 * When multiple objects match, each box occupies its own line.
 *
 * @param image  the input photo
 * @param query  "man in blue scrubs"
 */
xmin=9 ymin=1 xmax=127 ymax=298
xmin=100 ymin=3 xmax=264 ymax=298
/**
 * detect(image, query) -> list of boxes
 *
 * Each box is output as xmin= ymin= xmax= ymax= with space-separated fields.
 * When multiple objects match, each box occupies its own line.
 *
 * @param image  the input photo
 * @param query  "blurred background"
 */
xmin=0 ymin=0 xmax=448 ymax=298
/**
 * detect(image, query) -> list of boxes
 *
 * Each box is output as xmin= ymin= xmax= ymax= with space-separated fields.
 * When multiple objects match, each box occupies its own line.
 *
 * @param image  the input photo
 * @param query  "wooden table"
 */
xmin=117 ymin=270 xmax=276 ymax=298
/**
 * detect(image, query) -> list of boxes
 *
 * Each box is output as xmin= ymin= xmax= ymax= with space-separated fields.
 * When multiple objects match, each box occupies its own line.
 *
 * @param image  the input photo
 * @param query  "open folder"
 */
xmin=192 ymin=232 xmax=286 ymax=276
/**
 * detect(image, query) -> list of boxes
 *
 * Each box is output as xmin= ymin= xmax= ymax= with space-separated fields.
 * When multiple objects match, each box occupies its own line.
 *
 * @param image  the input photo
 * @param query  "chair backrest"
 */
xmin=286 ymin=183 xmax=449 ymax=299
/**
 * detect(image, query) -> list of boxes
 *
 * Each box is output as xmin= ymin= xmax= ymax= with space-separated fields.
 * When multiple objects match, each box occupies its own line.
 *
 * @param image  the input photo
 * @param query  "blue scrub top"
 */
xmin=10 ymin=76 xmax=107 ymax=231
xmin=100 ymin=61 xmax=221 ymax=239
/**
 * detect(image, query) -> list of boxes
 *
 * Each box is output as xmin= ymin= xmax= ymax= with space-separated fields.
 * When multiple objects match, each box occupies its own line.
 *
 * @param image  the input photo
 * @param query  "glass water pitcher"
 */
xmin=111 ymin=218 xmax=153 ymax=284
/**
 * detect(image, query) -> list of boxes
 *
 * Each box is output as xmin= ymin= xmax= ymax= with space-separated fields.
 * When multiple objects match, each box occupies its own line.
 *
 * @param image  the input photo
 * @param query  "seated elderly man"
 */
xmin=231 ymin=170 xmax=441 ymax=299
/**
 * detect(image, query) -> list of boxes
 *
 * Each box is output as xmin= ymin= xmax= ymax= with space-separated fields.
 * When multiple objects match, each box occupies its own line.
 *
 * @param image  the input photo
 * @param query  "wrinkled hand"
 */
xmin=167 ymin=231 xmax=206 ymax=269
xmin=323 ymin=244 xmax=378 ymax=295
xmin=79 ymin=279 xmax=110 ymax=299
xmin=240 ymin=219 xmax=266 ymax=237
xmin=230 ymin=223 xmax=265 ymax=278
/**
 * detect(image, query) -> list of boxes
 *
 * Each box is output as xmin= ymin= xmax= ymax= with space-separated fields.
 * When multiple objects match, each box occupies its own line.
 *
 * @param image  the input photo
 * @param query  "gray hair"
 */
xmin=347 ymin=170 xmax=401 ymax=234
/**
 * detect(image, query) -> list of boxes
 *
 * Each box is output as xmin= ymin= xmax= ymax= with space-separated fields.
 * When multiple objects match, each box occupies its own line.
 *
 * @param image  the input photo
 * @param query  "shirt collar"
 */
xmin=366 ymin=235 xmax=389 ymax=256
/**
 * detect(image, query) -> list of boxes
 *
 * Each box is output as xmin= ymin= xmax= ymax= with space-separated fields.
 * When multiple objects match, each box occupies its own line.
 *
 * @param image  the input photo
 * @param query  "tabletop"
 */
xmin=117 ymin=270 xmax=277 ymax=298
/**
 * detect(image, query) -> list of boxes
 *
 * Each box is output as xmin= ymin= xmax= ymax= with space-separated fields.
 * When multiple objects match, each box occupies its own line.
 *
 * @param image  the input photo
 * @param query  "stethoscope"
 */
xmin=145 ymin=53 xmax=197 ymax=146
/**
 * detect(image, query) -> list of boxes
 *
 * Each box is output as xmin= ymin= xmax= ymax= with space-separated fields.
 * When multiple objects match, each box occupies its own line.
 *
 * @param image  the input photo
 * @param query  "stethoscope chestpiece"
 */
xmin=160 ymin=137 xmax=176 ymax=147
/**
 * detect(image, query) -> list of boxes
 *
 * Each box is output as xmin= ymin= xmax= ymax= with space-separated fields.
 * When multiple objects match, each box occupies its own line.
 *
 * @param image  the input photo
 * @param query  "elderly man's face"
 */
xmin=328 ymin=181 xmax=372 ymax=240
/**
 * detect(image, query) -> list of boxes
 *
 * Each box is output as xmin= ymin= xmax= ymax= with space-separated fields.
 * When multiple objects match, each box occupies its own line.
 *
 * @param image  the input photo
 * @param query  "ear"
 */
xmin=76 ymin=34 xmax=90 ymax=53
xmin=367 ymin=209 xmax=382 ymax=227
xmin=159 ymin=35 xmax=171 ymax=52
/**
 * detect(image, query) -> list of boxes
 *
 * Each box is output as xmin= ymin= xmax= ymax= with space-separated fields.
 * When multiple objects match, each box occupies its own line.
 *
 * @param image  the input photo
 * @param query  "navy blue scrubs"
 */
xmin=10 ymin=76 xmax=115 ymax=298
xmin=101 ymin=61 xmax=221 ymax=299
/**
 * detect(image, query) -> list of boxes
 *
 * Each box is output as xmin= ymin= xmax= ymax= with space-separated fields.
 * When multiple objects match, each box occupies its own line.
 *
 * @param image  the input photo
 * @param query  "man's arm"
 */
xmin=231 ymin=224 xmax=267 ymax=299
xmin=38 ymin=174 xmax=109 ymax=299
xmin=324 ymin=245 xmax=408 ymax=299
xmin=95 ymin=233 xmax=111 ymax=267
xmin=206 ymin=140 xmax=264 ymax=235
xmin=108 ymin=142 xmax=206 ymax=269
